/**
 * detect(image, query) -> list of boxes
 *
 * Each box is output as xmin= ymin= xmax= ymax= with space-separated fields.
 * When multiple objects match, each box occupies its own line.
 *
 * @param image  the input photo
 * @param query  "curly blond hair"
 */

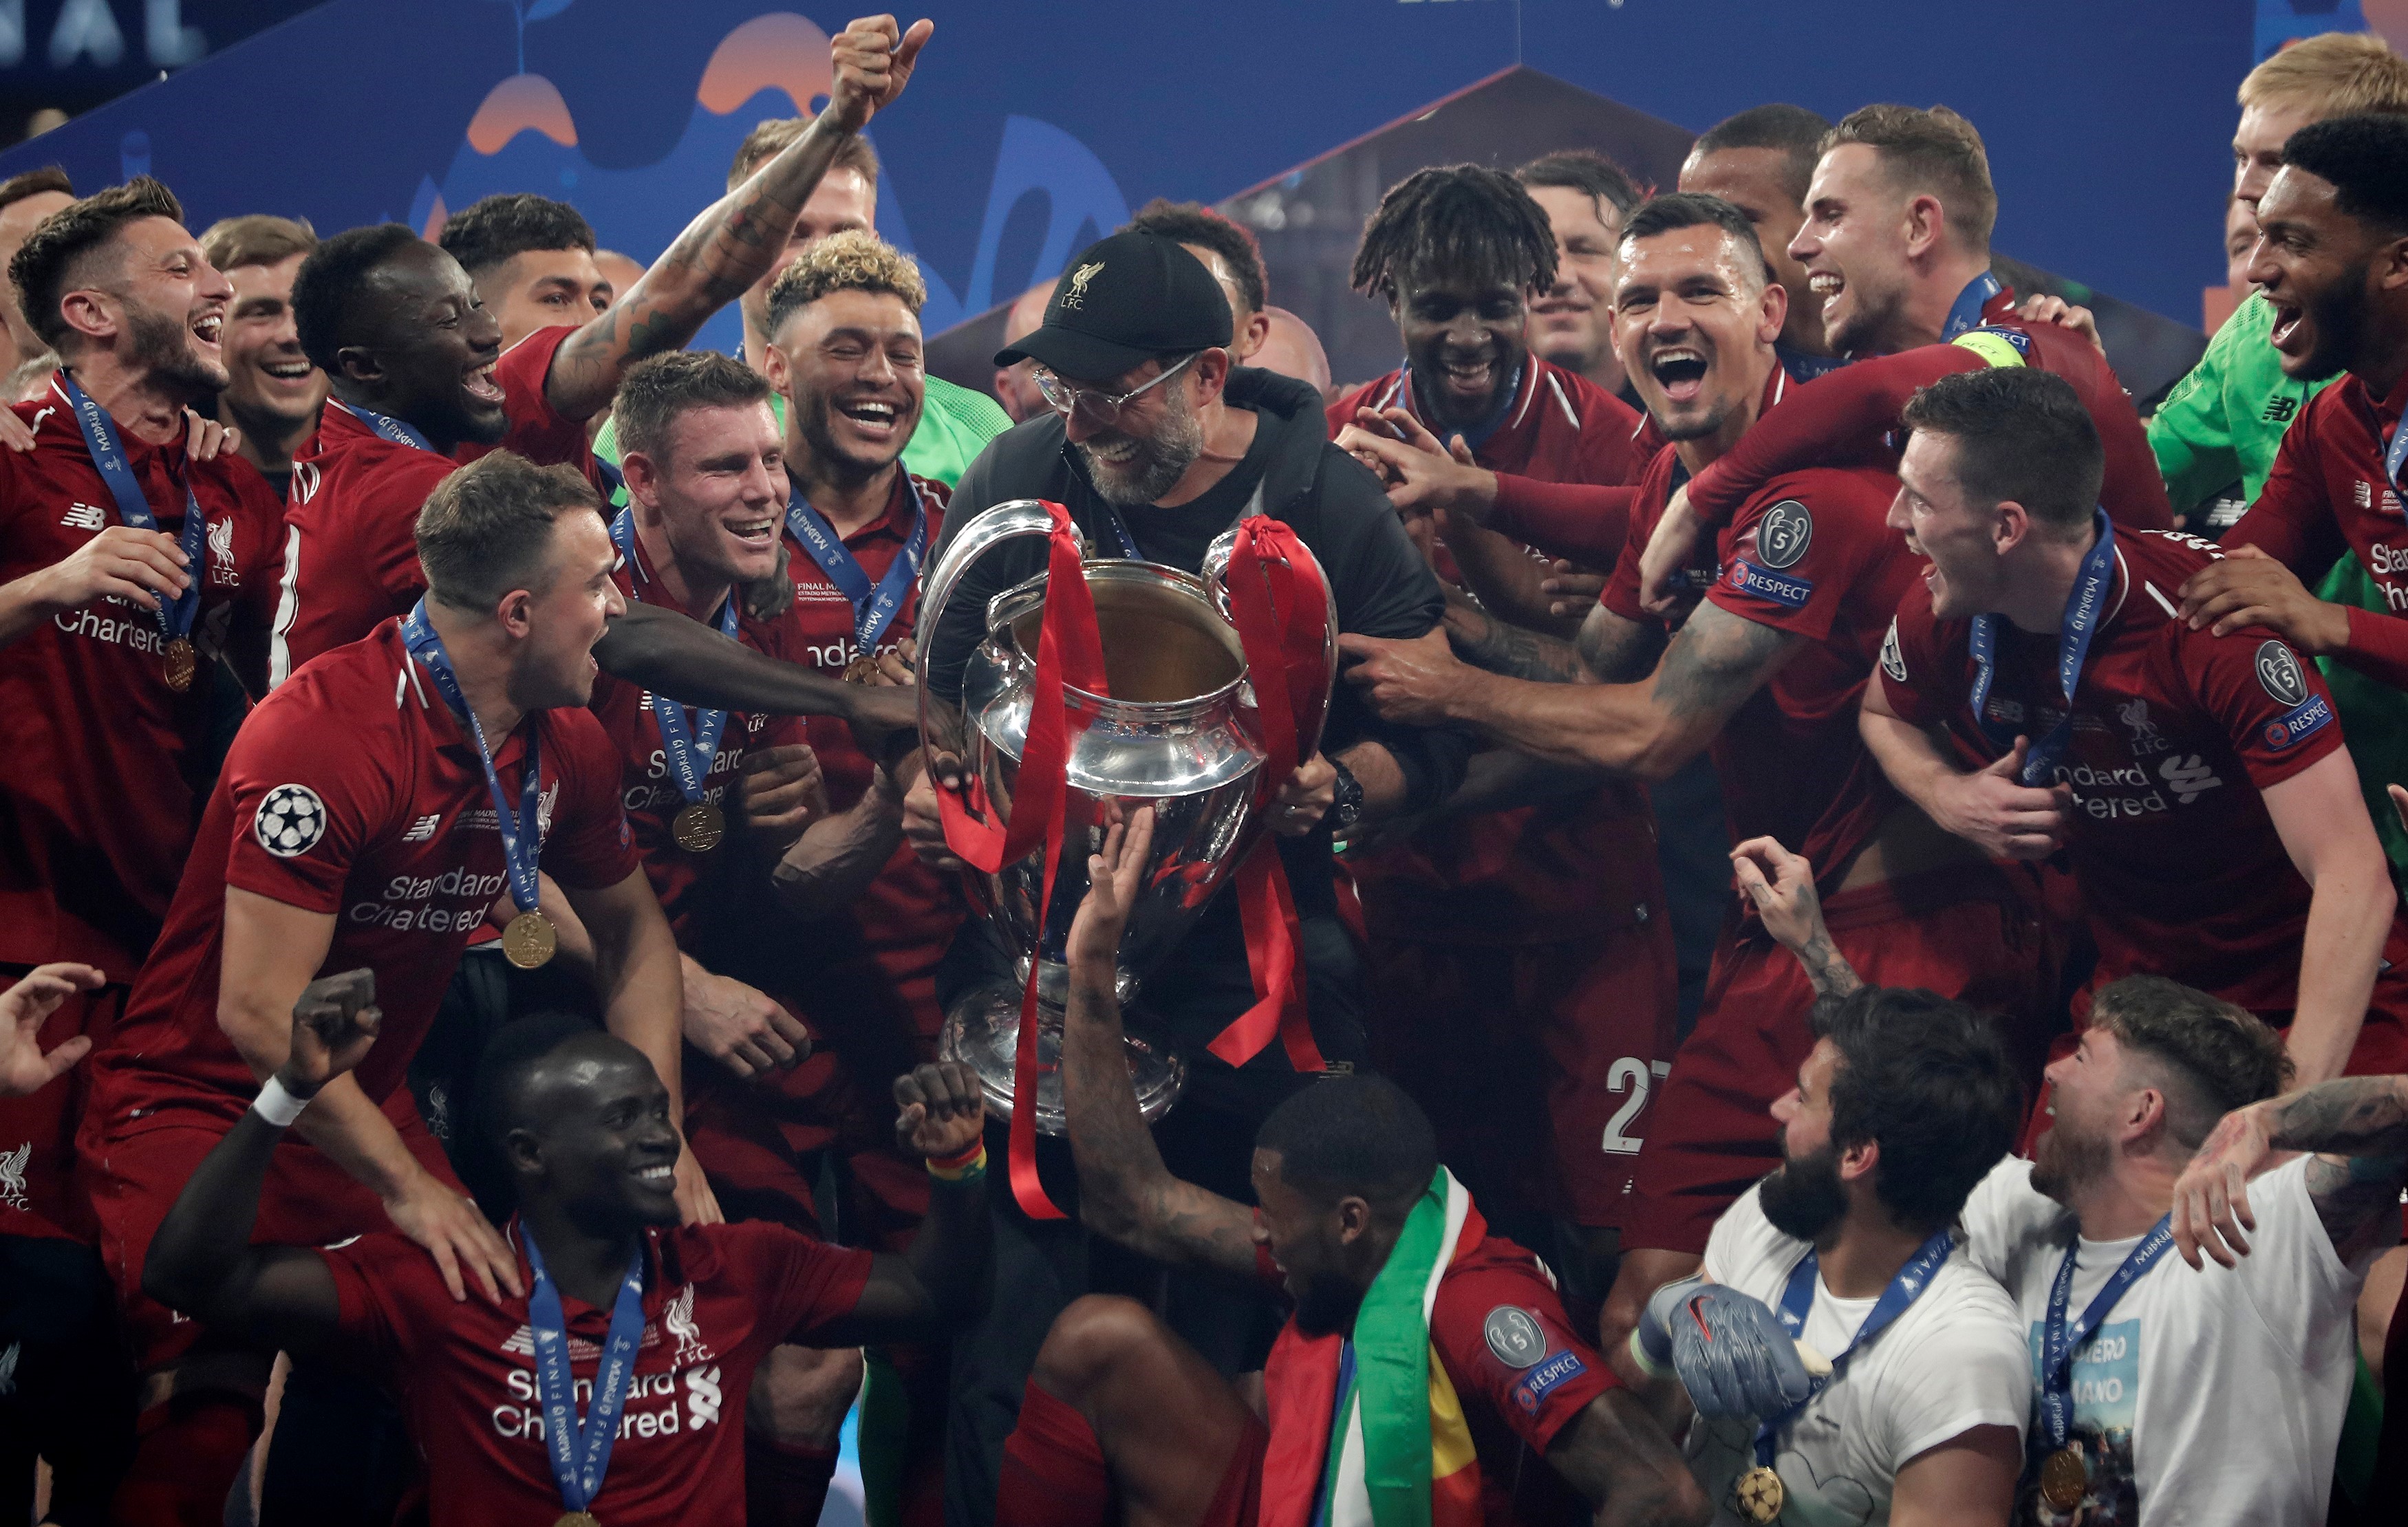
xmin=764 ymin=230 xmax=926 ymax=338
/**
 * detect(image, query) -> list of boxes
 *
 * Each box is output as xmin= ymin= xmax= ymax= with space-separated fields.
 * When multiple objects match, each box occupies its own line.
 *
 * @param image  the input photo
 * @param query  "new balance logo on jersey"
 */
xmin=2159 ymin=753 xmax=2224 ymax=804
xmin=2259 ymin=396 xmax=2298 ymax=425
xmin=2358 ymin=481 xmax=2375 ymax=510
xmin=58 ymin=502 xmax=106 ymax=530
xmin=401 ymin=814 xmax=440 ymax=843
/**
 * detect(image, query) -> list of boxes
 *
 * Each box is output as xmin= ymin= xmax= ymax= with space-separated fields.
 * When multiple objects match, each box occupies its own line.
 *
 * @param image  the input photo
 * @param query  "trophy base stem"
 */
xmin=940 ymin=986 xmax=1186 ymax=1135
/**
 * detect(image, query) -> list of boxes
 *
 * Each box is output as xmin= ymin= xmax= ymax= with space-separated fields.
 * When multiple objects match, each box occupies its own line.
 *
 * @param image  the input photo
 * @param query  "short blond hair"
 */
xmin=727 ymin=118 xmax=880 ymax=191
xmin=1823 ymin=104 xmax=1996 ymax=252
xmin=199 ymin=213 xmax=316 ymax=274
xmin=764 ymin=230 xmax=926 ymax=337
xmin=2239 ymin=32 xmax=2408 ymax=119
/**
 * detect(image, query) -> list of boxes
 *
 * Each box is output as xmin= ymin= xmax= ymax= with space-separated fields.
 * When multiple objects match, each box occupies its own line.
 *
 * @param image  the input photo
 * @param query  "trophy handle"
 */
xmin=916 ymin=499 xmax=1088 ymax=776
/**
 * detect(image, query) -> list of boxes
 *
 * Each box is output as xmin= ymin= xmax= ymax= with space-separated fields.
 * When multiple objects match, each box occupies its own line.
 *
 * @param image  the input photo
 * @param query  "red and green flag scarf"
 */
xmin=1260 ymin=1167 xmax=1484 ymax=1527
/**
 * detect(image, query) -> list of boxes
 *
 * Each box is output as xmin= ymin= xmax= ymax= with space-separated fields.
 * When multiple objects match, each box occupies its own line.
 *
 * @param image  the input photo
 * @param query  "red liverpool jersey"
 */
xmin=89 ymin=620 xmax=638 ymax=1131
xmin=324 ymin=1217 xmax=874 ymax=1527
xmin=275 ymin=325 xmax=593 ymax=680
xmin=0 ymin=372 xmax=285 ymax=972
xmin=2224 ymin=367 xmax=2408 ymax=690
xmin=1877 ymin=528 xmax=2354 ymax=1008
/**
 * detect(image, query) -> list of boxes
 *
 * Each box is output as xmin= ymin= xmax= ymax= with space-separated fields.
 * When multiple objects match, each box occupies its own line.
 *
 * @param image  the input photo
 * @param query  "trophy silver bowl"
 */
xmin=918 ymin=499 xmax=1334 ymax=1132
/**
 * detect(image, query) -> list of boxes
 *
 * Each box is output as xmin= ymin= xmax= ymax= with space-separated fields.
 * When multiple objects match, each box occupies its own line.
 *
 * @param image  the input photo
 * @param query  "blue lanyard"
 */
xmin=608 ymin=510 xmax=735 ymax=806
xmin=1943 ymin=272 xmax=2006 ymax=340
xmin=399 ymin=599 xmax=542 ymax=916
xmin=1776 ymin=343 xmax=1848 ymax=383
xmin=2037 ymin=1217 xmax=2171 ymax=1449
xmin=325 ymin=397 xmax=437 ymax=453
xmin=783 ymin=475 xmax=929 ymax=649
xmin=1403 ymin=360 xmax=1525 ymax=456
xmin=523 ymin=1229 xmax=649 ymax=1517
xmin=1968 ymin=508 xmax=2117 ymax=786
xmin=59 ymin=373 xmax=206 ymax=642
xmin=1754 ymin=1228 xmax=1955 ymax=1469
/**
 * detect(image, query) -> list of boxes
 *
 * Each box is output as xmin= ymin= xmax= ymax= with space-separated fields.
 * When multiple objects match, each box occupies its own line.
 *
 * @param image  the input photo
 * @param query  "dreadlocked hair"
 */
xmin=1350 ymin=164 xmax=1558 ymax=303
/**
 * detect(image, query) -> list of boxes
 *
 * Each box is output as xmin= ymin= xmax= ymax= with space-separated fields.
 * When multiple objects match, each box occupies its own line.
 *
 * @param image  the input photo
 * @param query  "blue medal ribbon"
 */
xmin=1753 ymin=1227 xmax=1955 ymax=1473
xmin=523 ymin=1228 xmax=649 ymax=1517
xmin=1968 ymin=508 xmax=2117 ymax=786
xmin=59 ymin=373 xmax=207 ymax=645
xmin=2036 ymin=1216 xmax=2172 ymax=1451
xmin=324 ymin=397 xmax=437 ymax=453
xmin=1942 ymin=272 xmax=2007 ymax=340
xmin=1776 ymin=343 xmax=1848 ymax=383
xmin=783 ymin=475 xmax=929 ymax=651
xmin=608 ymin=510 xmax=735 ymax=807
xmin=399 ymin=599 xmax=544 ymax=916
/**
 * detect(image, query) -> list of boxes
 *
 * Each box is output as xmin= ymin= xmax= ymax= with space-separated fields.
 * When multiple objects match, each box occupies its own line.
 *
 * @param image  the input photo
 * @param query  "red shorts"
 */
xmin=80 ymin=1088 xmax=456 ymax=1372
xmin=1621 ymin=863 xmax=2058 ymax=1255
xmin=682 ymin=990 xmax=931 ymax=1253
xmin=1210 ymin=1411 xmax=1270 ymax=1527
xmin=1366 ymin=916 xmax=1677 ymax=1229
xmin=0 ymin=971 xmax=128 ymax=1242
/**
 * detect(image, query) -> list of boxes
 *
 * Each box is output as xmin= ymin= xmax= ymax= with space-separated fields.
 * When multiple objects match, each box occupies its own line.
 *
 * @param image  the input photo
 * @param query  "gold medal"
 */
xmin=162 ymin=636 xmax=195 ymax=693
xmin=502 ymin=911 xmax=557 ymax=970
xmin=1734 ymin=1464 xmax=1784 ymax=1524
xmin=2037 ymin=1444 xmax=2087 ymax=1513
xmin=554 ymin=1515 xmax=601 ymax=1527
xmin=841 ymin=654 xmax=881 ymax=684
xmin=671 ymin=801 xmax=725 ymax=854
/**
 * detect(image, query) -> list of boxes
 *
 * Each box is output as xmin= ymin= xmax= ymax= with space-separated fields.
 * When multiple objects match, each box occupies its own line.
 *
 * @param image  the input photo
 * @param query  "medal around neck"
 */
xmin=162 ymin=636 xmax=197 ymax=693
xmin=555 ymin=1515 xmax=601 ymax=1527
xmin=2038 ymin=1444 xmax=2087 ymax=1513
xmin=671 ymin=802 xmax=725 ymax=854
xmin=398 ymin=602 xmax=553 ymax=968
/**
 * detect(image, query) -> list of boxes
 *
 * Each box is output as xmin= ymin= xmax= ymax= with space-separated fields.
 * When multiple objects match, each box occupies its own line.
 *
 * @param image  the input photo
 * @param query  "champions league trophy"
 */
xmin=918 ymin=499 xmax=1337 ymax=1134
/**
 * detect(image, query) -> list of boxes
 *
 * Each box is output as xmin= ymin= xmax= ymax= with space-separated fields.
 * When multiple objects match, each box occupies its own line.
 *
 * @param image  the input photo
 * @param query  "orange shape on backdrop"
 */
xmin=698 ymin=12 xmax=834 ymax=118
xmin=466 ymin=73 xmax=578 ymax=155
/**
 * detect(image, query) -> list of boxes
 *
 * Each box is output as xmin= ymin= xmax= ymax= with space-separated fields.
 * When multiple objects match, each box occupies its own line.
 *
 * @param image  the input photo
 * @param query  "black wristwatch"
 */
xmin=1328 ymin=756 xmax=1364 ymax=835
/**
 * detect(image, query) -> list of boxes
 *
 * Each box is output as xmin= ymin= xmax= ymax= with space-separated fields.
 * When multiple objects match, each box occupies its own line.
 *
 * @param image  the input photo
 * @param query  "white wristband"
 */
xmin=252 ymin=1074 xmax=312 ymax=1128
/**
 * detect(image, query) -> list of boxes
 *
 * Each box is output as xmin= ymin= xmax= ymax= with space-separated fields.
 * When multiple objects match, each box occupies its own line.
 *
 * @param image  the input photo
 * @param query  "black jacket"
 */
xmin=926 ymin=367 xmax=1469 ymax=1059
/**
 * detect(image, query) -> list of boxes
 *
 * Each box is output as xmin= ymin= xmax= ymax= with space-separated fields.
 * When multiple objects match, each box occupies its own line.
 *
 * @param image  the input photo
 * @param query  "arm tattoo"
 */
xmin=1795 ymin=933 xmax=1863 ymax=998
xmin=1578 ymin=605 xmax=1666 ymax=684
xmin=2266 ymin=1077 xmax=2408 ymax=1252
xmin=1445 ymin=601 xmax=1586 ymax=683
xmin=1648 ymin=601 xmax=1802 ymax=724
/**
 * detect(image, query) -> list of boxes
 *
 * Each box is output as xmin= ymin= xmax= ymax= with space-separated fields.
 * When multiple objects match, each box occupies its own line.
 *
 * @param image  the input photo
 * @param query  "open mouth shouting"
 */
xmin=462 ymin=358 xmax=504 ymax=407
xmin=1435 ymin=352 xmax=1498 ymax=406
xmin=1807 ymin=267 xmax=1845 ymax=316
xmin=189 ymin=307 xmax=224 ymax=350
xmin=1648 ymin=345 xmax=1711 ymax=406
xmin=2266 ymin=298 xmax=2306 ymax=354
xmin=833 ymin=393 xmax=905 ymax=449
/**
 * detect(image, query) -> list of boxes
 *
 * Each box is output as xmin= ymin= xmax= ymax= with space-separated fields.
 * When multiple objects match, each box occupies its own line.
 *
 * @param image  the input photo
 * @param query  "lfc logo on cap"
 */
xmin=1062 ymin=261 xmax=1104 ymax=310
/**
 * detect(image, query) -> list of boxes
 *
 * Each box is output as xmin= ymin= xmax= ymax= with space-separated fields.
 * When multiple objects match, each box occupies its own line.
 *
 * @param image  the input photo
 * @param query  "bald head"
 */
xmin=993 ymin=277 xmax=1060 ymax=422
xmin=1255 ymin=305 xmax=1331 ymax=396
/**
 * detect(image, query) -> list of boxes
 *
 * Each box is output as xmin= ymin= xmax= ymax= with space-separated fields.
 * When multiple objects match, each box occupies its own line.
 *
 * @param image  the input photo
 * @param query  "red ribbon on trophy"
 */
xmin=1207 ymin=516 xmax=1331 ymax=1074
xmin=936 ymin=499 xmax=1104 ymax=1221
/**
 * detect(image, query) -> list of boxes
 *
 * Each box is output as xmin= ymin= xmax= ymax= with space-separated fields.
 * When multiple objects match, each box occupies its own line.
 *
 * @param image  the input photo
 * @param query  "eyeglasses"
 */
xmin=1031 ymin=351 xmax=1201 ymax=428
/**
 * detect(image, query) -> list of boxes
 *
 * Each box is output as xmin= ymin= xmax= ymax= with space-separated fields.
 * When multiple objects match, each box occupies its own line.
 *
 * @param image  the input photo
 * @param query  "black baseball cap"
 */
xmin=994 ymin=230 xmax=1233 ymax=381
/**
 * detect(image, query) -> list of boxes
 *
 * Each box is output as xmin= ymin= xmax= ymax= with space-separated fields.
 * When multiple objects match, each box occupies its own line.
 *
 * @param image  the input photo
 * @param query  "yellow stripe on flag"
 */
xmin=1428 ymin=1343 xmax=1482 ymax=1526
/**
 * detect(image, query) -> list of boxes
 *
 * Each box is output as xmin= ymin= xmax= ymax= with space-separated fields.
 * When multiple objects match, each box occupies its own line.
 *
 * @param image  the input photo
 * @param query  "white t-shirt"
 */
xmin=1957 ymin=1156 xmax=2379 ymax=1526
xmin=1688 ymin=1184 xmax=2032 ymax=1526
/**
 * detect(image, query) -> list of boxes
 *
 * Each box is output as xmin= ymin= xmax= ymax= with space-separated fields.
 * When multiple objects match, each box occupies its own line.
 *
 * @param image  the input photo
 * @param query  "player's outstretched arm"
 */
xmin=821 ymin=1060 xmax=993 ymax=1342
xmin=1060 ymin=809 xmax=1262 ymax=1280
xmin=1543 ymin=1388 xmax=1711 ymax=1527
xmin=2261 ymin=752 xmax=2392 ymax=1087
xmin=2173 ymin=1073 xmax=2408 ymax=1270
xmin=143 ymin=971 xmax=378 ymax=1354
xmin=1343 ymin=598 xmax=1796 ymax=781
xmin=593 ymin=602 xmax=919 ymax=768
xmin=542 ymin=14 xmax=934 ymax=420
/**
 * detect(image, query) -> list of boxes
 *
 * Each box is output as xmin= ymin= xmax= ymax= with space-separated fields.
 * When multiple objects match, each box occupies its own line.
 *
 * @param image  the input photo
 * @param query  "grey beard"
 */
xmin=1080 ymin=389 xmax=1205 ymax=508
